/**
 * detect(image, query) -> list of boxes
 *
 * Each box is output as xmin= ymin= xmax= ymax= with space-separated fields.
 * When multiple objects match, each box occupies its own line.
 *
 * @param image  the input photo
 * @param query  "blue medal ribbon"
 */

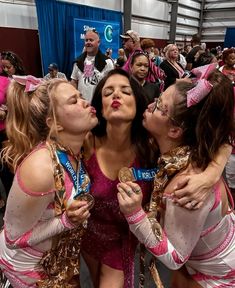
xmin=56 ymin=150 xmax=90 ymax=199
xmin=132 ymin=167 xmax=158 ymax=181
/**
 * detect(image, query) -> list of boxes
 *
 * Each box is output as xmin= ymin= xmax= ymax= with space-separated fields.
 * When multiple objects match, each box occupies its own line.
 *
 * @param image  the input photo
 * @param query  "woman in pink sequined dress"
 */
xmin=81 ymin=69 xmax=230 ymax=288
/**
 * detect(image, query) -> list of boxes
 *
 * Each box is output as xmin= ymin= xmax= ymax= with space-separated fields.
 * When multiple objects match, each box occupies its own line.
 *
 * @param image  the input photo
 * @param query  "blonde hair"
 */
xmin=164 ymin=44 xmax=178 ymax=60
xmin=2 ymin=78 xmax=68 ymax=171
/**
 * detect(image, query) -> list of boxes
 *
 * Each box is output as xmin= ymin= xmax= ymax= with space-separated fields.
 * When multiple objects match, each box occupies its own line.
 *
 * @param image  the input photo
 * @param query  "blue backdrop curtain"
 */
xmin=35 ymin=0 xmax=122 ymax=77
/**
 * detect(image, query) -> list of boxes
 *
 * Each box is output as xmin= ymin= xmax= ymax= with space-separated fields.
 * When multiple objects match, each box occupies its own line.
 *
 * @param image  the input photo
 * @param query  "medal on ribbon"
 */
xmin=118 ymin=167 xmax=158 ymax=183
xmin=56 ymin=150 xmax=94 ymax=209
xmin=118 ymin=167 xmax=136 ymax=183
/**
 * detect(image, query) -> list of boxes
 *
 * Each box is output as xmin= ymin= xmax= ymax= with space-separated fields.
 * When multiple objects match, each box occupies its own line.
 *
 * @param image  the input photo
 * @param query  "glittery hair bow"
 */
xmin=12 ymin=75 xmax=43 ymax=92
xmin=187 ymin=63 xmax=217 ymax=107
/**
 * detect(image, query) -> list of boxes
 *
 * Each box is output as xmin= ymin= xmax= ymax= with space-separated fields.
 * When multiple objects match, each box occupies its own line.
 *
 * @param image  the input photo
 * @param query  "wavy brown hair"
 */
xmin=172 ymin=70 xmax=234 ymax=169
xmin=2 ymin=78 xmax=68 ymax=171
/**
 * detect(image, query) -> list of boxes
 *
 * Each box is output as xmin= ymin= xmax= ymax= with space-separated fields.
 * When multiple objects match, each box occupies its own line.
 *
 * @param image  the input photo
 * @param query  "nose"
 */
xmin=82 ymin=99 xmax=90 ymax=108
xmin=148 ymin=101 xmax=155 ymax=112
xmin=112 ymin=89 xmax=121 ymax=99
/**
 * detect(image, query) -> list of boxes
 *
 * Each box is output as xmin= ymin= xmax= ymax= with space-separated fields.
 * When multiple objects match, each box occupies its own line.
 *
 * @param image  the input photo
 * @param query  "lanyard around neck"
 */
xmin=56 ymin=150 xmax=90 ymax=198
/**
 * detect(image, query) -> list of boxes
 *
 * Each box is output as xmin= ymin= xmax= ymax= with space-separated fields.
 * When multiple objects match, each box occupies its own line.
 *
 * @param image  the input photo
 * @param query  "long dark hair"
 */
xmin=91 ymin=68 xmax=156 ymax=167
xmin=173 ymin=70 xmax=234 ymax=169
xmin=1 ymin=51 xmax=26 ymax=75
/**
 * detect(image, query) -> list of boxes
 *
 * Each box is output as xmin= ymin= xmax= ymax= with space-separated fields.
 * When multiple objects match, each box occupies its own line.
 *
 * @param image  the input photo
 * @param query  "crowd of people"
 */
xmin=0 ymin=28 xmax=234 ymax=288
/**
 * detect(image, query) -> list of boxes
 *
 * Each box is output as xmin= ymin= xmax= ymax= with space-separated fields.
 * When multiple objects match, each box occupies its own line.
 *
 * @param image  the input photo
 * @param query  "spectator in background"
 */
xmin=194 ymin=49 xmax=218 ymax=67
xmin=71 ymin=28 xmax=114 ymax=103
xmin=120 ymin=30 xmax=165 ymax=90
xmin=160 ymin=44 xmax=185 ymax=90
xmin=130 ymin=51 xmax=160 ymax=103
xmin=115 ymin=48 xmax=127 ymax=68
xmin=181 ymin=45 xmax=192 ymax=57
xmin=0 ymin=76 xmax=9 ymax=130
xmin=186 ymin=34 xmax=201 ymax=70
xmin=120 ymin=30 xmax=142 ymax=70
xmin=0 ymin=76 xmax=10 ymax=220
xmin=219 ymin=48 xmax=235 ymax=84
xmin=178 ymin=50 xmax=187 ymax=69
xmin=105 ymin=48 xmax=113 ymax=60
xmin=200 ymin=42 xmax=207 ymax=51
xmin=0 ymin=51 xmax=25 ymax=78
xmin=140 ymin=38 xmax=155 ymax=61
xmin=153 ymin=47 xmax=163 ymax=67
xmin=44 ymin=63 xmax=67 ymax=80
xmin=0 ymin=51 xmax=26 ymax=196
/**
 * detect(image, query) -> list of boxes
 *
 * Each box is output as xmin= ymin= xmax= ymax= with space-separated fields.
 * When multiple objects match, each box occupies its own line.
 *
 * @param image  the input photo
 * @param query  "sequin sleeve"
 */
xmin=125 ymin=194 xmax=214 ymax=270
xmin=3 ymin=175 xmax=76 ymax=249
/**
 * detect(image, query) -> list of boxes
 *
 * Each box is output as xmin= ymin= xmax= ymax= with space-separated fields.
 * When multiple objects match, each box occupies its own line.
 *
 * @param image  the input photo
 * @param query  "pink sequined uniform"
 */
xmin=125 ymin=180 xmax=235 ymax=287
xmin=82 ymin=152 xmax=152 ymax=287
xmin=0 ymin=145 xmax=78 ymax=288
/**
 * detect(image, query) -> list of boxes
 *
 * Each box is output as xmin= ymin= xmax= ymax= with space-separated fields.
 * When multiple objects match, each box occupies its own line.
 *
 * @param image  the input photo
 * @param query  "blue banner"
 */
xmin=73 ymin=18 xmax=120 ymax=59
xmin=224 ymin=27 xmax=235 ymax=48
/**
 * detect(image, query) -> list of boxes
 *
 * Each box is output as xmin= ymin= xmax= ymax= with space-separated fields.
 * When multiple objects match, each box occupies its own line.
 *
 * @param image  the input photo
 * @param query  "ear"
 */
xmin=168 ymin=126 xmax=183 ymax=140
xmin=46 ymin=117 xmax=64 ymax=132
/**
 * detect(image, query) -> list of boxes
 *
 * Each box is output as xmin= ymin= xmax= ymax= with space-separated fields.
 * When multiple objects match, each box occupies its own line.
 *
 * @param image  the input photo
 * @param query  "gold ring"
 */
xmin=134 ymin=188 xmax=141 ymax=194
xmin=126 ymin=189 xmax=132 ymax=196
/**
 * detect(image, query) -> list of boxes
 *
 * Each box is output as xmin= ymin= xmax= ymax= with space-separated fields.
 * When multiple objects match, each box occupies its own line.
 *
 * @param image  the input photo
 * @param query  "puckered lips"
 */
xmin=111 ymin=100 xmax=121 ymax=109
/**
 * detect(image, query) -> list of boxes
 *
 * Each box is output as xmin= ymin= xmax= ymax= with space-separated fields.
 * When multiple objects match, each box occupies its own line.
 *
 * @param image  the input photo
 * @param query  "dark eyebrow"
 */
xmin=103 ymin=85 xmax=131 ymax=90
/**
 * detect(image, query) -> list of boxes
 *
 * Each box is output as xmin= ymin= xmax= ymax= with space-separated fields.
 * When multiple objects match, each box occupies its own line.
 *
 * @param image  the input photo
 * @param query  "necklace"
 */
xmin=139 ymin=146 xmax=190 ymax=288
xmin=148 ymin=145 xmax=190 ymax=237
xmin=55 ymin=141 xmax=81 ymax=162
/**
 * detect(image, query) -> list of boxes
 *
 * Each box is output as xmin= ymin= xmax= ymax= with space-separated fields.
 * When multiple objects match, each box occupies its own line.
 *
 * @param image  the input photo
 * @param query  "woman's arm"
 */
xmin=4 ymin=178 xmax=90 ymax=249
xmin=117 ymin=181 xmax=213 ymax=270
xmin=173 ymin=144 xmax=231 ymax=209
xmin=4 ymin=150 xmax=90 ymax=249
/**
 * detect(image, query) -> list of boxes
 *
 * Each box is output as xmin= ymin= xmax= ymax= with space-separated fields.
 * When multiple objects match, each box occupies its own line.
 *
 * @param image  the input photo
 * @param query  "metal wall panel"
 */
xmin=132 ymin=0 xmax=170 ymax=21
xmin=202 ymin=0 xmax=235 ymax=43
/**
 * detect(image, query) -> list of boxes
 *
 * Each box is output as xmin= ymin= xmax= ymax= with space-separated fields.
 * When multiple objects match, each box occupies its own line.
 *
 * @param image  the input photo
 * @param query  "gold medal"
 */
xmin=76 ymin=193 xmax=95 ymax=209
xmin=118 ymin=167 xmax=136 ymax=183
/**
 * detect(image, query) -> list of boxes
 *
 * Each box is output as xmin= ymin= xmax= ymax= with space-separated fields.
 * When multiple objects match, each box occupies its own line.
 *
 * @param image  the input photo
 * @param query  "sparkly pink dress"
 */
xmin=82 ymin=152 xmax=152 ymax=287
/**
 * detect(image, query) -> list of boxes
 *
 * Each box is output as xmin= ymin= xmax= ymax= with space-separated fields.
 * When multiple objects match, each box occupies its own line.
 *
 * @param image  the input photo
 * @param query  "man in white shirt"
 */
xmin=71 ymin=29 xmax=114 ymax=103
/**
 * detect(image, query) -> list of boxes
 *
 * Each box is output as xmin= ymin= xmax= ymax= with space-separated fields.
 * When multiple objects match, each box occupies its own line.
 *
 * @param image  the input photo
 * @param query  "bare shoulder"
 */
xmin=83 ymin=132 xmax=96 ymax=160
xmin=19 ymin=147 xmax=55 ymax=194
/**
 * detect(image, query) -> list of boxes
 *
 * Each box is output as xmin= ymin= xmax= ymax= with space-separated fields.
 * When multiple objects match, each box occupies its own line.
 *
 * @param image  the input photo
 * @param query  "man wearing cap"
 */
xmin=120 ymin=30 xmax=142 ymax=72
xmin=120 ymin=30 xmax=165 ymax=90
xmin=71 ymin=29 xmax=114 ymax=103
xmin=44 ymin=63 xmax=67 ymax=80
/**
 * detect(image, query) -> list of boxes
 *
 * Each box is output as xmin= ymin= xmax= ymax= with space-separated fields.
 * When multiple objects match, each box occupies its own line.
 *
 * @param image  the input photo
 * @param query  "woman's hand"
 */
xmin=117 ymin=181 xmax=143 ymax=215
xmin=172 ymin=174 xmax=212 ymax=209
xmin=66 ymin=200 xmax=90 ymax=225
